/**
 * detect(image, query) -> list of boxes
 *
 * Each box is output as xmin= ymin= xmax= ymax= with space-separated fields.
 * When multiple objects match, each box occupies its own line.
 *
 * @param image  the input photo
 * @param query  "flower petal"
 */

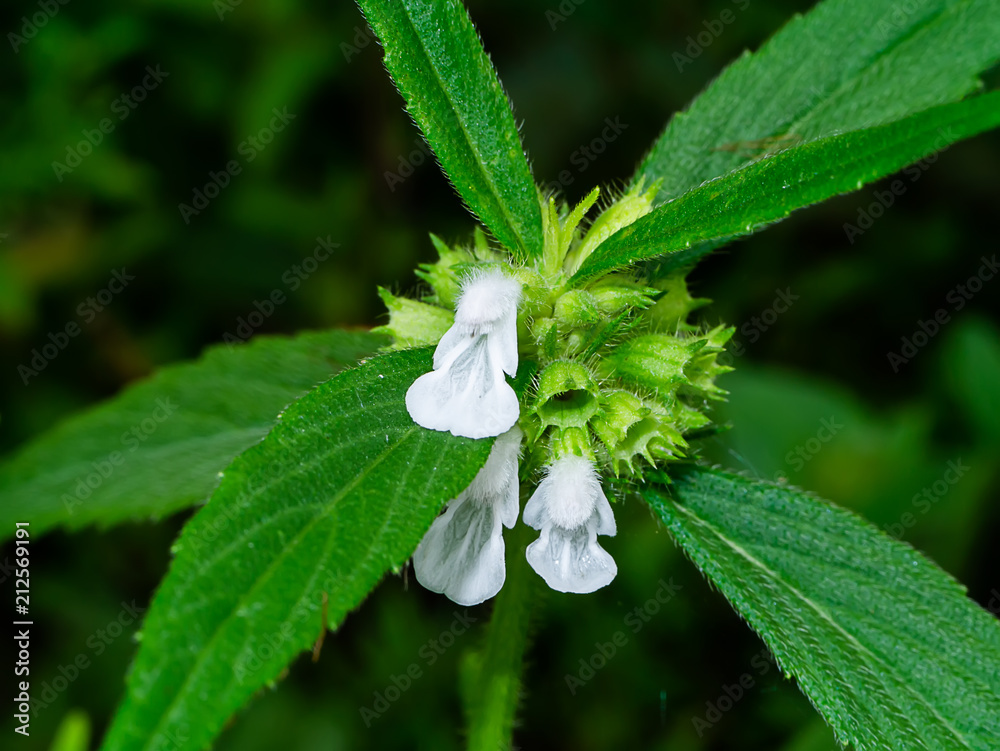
xmin=525 ymin=517 xmax=617 ymax=594
xmin=523 ymin=455 xmax=618 ymax=593
xmin=405 ymin=335 xmax=519 ymax=439
xmin=413 ymin=494 xmax=507 ymax=606
xmin=454 ymin=269 xmax=521 ymax=330
xmin=489 ymin=310 xmax=519 ymax=377
xmin=498 ymin=473 xmax=519 ymax=530
xmin=432 ymin=322 xmax=472 ymax=370
xmin=523 ymin=455 xmax=610 ymax=531
xmin=467 ymin=426 xmax=522 ymax=528
xmin=406 ymin=268 xmax=521 ymax=438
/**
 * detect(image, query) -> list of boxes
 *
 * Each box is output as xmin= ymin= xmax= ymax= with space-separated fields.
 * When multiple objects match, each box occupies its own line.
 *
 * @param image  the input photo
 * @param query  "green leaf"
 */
xmin=572 ymin=92 xmax=1000 ymax=285
xmin=0 ymin=330 xmax=385 ymax=539
xmin=358 ymin=0 xmax=543 ymax=260
xmin=636 ymin=0 xmax=1000 ymax=203
xmin=100 ymin=348 xmax=494 ymax=751
xmin=646 ymin=467 xmax=1000 ymax=751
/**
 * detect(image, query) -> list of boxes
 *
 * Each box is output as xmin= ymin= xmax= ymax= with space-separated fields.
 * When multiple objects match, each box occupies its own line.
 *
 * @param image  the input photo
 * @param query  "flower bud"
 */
xmin=604 ymin=333 xmax=706 ymax=395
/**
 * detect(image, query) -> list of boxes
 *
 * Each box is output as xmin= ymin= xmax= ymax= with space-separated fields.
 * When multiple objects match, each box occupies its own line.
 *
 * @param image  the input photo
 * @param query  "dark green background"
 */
xmin=2 ymin=0 xmax=998 ymax=749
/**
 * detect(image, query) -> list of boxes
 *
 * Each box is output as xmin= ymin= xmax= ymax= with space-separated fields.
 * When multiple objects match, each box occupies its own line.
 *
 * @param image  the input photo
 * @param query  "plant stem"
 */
xmin=465 ymin=523 xmax=537 ymax=751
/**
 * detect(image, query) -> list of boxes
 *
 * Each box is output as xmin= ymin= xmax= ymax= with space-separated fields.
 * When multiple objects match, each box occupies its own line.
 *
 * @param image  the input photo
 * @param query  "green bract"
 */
xmin=3 ymin=0 xmax=999 ymax=749
xmin=377 ymin=184 xmax=734 ymax=479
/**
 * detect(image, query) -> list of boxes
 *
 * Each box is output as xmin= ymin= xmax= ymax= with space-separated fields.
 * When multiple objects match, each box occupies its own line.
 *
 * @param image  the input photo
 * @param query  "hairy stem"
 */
xmin=464 ymin=523 xmax=537 ymax=751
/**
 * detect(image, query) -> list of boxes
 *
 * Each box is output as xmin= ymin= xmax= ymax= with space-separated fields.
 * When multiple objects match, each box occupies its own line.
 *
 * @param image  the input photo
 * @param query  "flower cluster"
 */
xmin=379 ymin=184 xmax=732 ymax=605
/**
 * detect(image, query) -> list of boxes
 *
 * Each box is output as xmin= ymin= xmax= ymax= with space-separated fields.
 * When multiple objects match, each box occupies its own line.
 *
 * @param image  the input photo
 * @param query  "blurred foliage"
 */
xmin=1 ymin=0 xmax=998 ymax=749
xmin=48 ymin=710 xmax=91 ymax=751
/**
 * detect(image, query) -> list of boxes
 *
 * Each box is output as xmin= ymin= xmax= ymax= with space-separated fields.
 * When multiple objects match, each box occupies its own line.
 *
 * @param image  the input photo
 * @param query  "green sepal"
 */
xmin=670 ymin=400 xmax=715 ymax=434
xmin=540 ymin=196 xmax=562 ymax=277
xmin=648 ymin=273 xmax=713 ymax=331
xmin=608 ymin=413 xmax=687 ymax=476
xmin=566 ymin=181 xmax=659 ymax=278
xmin=374 ymin=287 xmax=454 ymax=348
xmin=604 ymin=333 xmax=707 ymax=396
xmin=682 ymin=325 xmax=735 ymax=398
xmin=550 ymin=426 xmax=595 ymax=461
xmin=414 ymin=233 xmax=470 ymax=307
xmin=554 ymin=290 xmax=603 ymax=327
xmin=588 ymin=279 xmax=660 ymax=320
xmin=532 ymin=360 xmax=600 ymax=431
xmin=575 ymin=309 xmax=634 ymax=361
xmin=559 ymin=187 xmax=601 ymax=258
xmin=590 ymin=390 xmax=650 ymax=449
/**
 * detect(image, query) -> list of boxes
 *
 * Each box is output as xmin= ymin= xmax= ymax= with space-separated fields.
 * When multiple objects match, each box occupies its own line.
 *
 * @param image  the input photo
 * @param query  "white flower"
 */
xmin=406 ymin=269 xmax=521 ymax=439
xmin=523 ymin=455 xmax=617 ymax=594
xmin=413 ymin=427 xmax=523 ymax=606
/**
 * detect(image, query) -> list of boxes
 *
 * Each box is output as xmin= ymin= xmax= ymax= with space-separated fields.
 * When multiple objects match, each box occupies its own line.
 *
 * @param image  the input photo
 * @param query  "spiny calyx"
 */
xmin=378 ymin=182 xmax=733 ymax=478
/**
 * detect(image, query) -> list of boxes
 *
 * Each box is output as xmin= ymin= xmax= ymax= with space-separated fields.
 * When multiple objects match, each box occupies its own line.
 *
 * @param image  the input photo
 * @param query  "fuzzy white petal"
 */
xmin=467 ymin=426 xmax=522 ymax=500
xmin=454 ymin=269 xmax=521 ymax=330
xmin=406 ymin=270 xmax=521 ymax=438
xmin=405 ymin=334 xmax=519 ymax=439
xmin=413 ymin=493 xmax=506 ymax=606
xmin=432 ymin=323 xmax=471 ymax=370
xmin=478 ymin=425 xmax=522 ymax=529
xmin=497 ymin=472 xmax=520 ymax=530
xmin=412 ymin=427 xmax=522 ymax=605
xmin=466 ymin=426 xmax=522 ymax=528
xmin=490 ymin=310 xmax=519 ymax=377
xmin=523 ymin=455 xmax=618 ymax=593
xmin=523 ymin=455 xmax=613 ymax=532
xmin=525 ymin=517 xmax=617 ymax=594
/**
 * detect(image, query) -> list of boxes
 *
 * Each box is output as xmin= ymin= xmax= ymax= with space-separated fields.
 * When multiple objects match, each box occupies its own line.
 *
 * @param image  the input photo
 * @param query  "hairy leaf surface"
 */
xmin=358 ymin=0 xmax=543 ymax=259
xmin=647 ymin=468 xmax=1000 ymax=750
xmin=0 ymin=330 xmax=385 ymax=539
xmin=573 ymin=92 xmax=1000 ymax=284
xmin=100 ymin=348 xmax=494 ymax=751
xmin=636 ymin=0 xmax=1000 ymax=202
